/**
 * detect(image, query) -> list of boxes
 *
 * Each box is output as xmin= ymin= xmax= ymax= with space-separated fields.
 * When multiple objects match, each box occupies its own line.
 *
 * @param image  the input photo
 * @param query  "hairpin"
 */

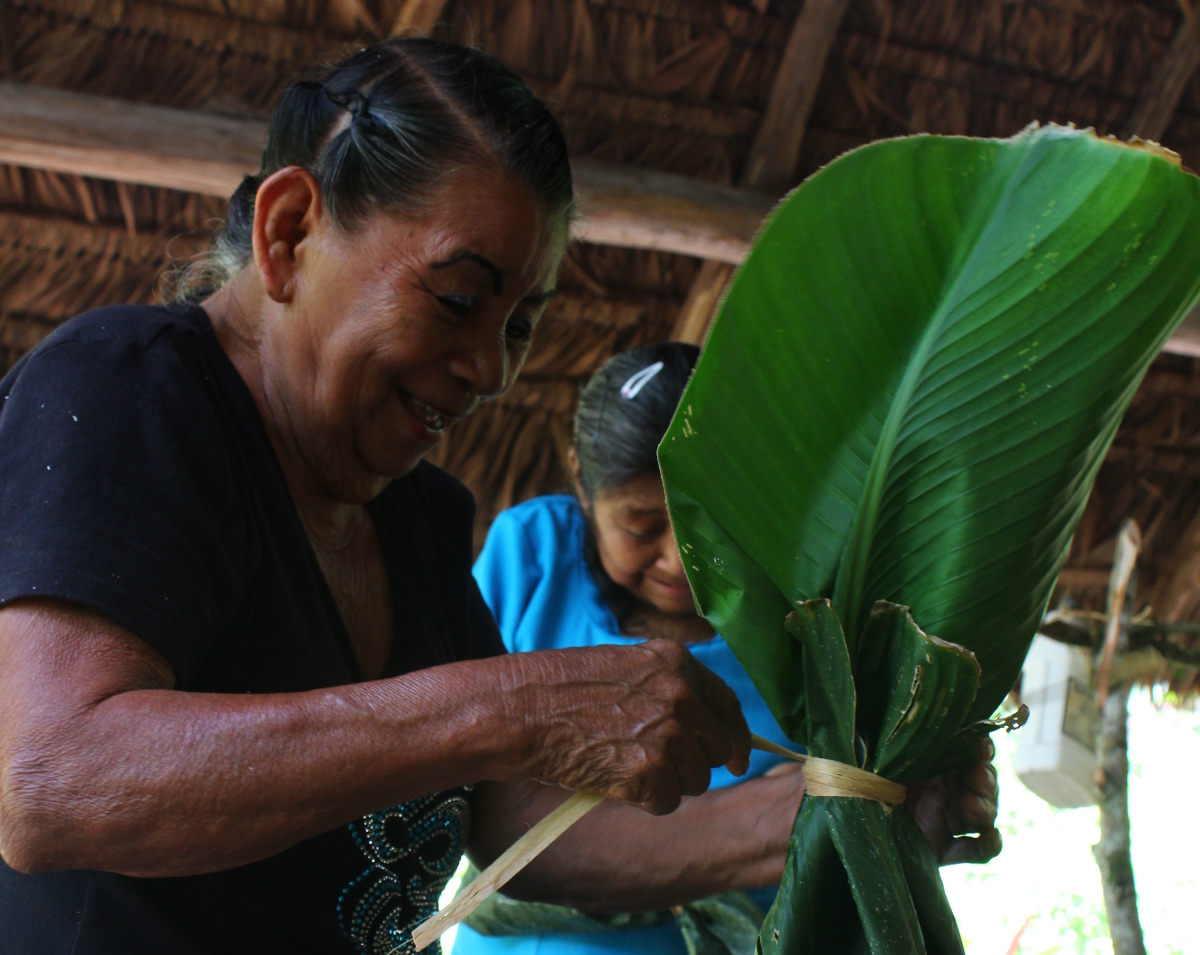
xmin=619 ymin=361 xmax=664 ymax=400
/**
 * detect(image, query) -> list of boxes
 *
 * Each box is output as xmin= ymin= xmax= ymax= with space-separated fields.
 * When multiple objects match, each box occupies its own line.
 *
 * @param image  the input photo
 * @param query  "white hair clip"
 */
xmin=619 ymin=361 xmax=664 ymax=399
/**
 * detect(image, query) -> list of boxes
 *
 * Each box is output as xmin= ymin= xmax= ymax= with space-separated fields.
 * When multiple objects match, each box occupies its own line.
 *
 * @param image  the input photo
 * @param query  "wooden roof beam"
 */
xmin=0 ymin=81 xmax=774 ymax=265
xmin=571 ymin=161 xmax=775 ymax=264
xmin=671 ymin=0 xmax=852 ymax=345
xmin=4 ymin=80 xmax=1200 ymax=359
xmin=0 ymin=82 xmax=264 ymax=199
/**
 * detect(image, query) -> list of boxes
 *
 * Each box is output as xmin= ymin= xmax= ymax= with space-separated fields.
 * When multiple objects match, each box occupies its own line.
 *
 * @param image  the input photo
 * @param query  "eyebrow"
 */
xmin=619 ymin=505 xmax=667 ymax=518
xmin=430 ymin=251 xmax=503 ymax=295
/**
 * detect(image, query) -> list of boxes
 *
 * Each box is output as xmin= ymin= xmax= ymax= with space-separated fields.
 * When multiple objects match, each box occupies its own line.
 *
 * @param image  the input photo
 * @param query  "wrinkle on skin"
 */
xmin=198 ymin=161 xmax=565 ymax=675
xmin=574 ymin=470 xmax=696 ymax=615
xmin=204 ymin=163 xmax=566 ymax=543
xmin=569 ymin=461 xmax=714 ymax=644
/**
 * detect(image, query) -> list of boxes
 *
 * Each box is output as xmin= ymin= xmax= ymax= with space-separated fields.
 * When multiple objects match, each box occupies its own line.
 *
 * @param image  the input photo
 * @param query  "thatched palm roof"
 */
xmin=2 ymin=0 xmax=1199 ymax=682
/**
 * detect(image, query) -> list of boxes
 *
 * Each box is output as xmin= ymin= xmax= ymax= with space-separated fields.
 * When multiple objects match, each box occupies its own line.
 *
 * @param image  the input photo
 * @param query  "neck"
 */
xmin=202 ymin=273 xmax=365 ymax=548
xmin=620 ymin=602 xmax=715 ymax=644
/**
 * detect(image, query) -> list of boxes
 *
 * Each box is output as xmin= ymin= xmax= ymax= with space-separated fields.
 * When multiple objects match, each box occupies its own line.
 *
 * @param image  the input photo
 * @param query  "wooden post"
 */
xmin=1126 ymin=8 xmax=1200 ymax=141
xmin=672 ymin=0 xmax=852 ymax=344
xmin=672 ymin=260 xmax=734 ymax=345
xmin=325 ymin=0 xmax=379 ymax=36
xmin=1094 ymin=685 xmax=1146 ymax=955
xmin=392 ymin=0 xmax=453 ymax=36
xmin=1093 ymin=521 xmax=1147 ymax=955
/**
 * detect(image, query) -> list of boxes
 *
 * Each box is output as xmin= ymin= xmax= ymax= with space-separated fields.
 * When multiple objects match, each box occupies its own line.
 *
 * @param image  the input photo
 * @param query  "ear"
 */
xmin=251 ymin=167 xmax=325 ymax=304
xmin=567 ymin=447 xmax=589 ymax=513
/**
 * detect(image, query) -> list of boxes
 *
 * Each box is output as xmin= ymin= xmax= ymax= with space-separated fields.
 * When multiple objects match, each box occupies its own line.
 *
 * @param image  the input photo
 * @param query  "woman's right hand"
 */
xmin=507 ymin=639 xmax=752 ymax=815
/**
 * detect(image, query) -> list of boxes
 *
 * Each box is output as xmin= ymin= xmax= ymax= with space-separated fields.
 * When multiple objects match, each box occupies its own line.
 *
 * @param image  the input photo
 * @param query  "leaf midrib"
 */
xmin=832 ymin=138 xmax=1065 ymax=646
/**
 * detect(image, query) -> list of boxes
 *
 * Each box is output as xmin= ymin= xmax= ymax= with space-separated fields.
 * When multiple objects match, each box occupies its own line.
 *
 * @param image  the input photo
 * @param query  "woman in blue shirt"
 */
xmin=454 ymin=344 xmax=1001 ymax=955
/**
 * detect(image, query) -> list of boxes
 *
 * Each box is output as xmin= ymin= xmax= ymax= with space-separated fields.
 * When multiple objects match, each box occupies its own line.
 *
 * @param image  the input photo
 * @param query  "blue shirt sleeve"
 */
xmin=473 ymin=508 xmax=543 ymax=653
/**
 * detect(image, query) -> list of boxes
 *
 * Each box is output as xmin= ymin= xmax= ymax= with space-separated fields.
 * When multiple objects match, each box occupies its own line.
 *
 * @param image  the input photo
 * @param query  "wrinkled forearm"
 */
xmin=0 ymin=604 xmax=553 ymax=878
xmin=469 ymin=772 xmax=804 ymax=912
xmin=1 ymin=600 xmax=756 ymax=884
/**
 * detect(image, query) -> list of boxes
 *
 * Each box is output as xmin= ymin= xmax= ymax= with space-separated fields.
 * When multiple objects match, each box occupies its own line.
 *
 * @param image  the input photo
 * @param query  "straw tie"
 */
xmin=410 ymin=733 xmax=904 ymax=950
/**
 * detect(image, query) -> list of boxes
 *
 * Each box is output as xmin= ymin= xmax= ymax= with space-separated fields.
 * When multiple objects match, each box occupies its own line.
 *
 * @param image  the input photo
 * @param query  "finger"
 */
xmin=947 ymin=788 xmax=997 ymax=835
xmin=958 ymin=759 xmax=999 ymax=801
xmin=667 ymin=733 xmax=714 ymax=798
xmin=688 ymin=658 xmax=751 ymax=774
xmin=668 ymin=661 xmax=747 ymax=773
xmin=942 ymin=756 xmax=999 ymax=835
xmin=670 ymin=682 xmax=741 ymax=773
xmin=635 ymin=771 xmax=682 ymax=817
xmin=640 ymin=641 xmax=740 ymax=771
xmin=939 ymin=828 xmax=1002 ymax=866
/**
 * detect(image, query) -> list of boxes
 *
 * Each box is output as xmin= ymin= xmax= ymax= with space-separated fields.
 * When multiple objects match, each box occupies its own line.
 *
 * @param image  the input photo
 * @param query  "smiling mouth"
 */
xmin=407 ymin=394 xmax=448 ymax=433
xmin=651 ymin=577 xmax=693 ymax=597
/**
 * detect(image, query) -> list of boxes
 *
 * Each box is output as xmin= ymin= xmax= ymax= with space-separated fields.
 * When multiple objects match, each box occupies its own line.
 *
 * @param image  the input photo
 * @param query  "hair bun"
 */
xmin=325 ymin=88 xmax=371 ymax=120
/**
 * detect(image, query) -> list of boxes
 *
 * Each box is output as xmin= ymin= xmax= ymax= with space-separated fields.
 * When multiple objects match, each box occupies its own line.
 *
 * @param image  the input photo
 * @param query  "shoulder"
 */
xmin=0 ymin=306 xmax=254 ymax=683
xmin=475 ymin=495 xmax=586 ymax=602
xmin=476 ymin=495 xmax=621 ymax=652
xmin=486 ymin=494 xmax=584 ymax=555
xmin=2 ymin=304 xmax=215 ymax=405
xmin=16 ymin=303 xmax=207 ymax=360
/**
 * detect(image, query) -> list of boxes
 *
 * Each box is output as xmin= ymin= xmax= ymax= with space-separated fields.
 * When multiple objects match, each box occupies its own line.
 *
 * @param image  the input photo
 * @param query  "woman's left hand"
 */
xmin=905 ymin=736 xmax=1001 ymax=865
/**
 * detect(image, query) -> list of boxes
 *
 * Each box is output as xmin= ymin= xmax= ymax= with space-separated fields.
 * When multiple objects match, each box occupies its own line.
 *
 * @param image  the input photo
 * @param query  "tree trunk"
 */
xmin=1092 ymin=683 xmax=1146 ymax=955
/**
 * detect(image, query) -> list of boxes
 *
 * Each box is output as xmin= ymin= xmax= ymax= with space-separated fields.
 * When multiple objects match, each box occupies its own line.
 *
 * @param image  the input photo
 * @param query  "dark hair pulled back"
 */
xmin=572 ymin=342 xmax=700 ymax=500
xmin=173 ymin=38 xmax=572 ymax=302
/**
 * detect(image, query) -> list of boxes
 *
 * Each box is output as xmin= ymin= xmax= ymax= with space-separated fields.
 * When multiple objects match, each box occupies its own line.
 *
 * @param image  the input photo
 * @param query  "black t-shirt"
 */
xmin=0 ymin=304 xmax=506 ymax=955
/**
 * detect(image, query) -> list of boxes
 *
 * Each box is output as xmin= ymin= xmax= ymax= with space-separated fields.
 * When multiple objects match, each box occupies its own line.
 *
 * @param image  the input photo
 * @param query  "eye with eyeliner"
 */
xmin=506 ymin=316 xmax=534 ymax=344
xmin=436 ymin=294 xmax=477 ymax=317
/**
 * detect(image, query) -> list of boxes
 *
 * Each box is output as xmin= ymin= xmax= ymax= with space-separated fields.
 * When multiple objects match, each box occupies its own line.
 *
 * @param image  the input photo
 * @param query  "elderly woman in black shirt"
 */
xmin=0 ymin=39 xmax=998 ymax=955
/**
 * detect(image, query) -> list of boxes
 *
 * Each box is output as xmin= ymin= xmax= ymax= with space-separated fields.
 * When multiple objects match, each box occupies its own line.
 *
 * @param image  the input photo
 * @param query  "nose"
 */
xmin=447 ymin=328 xmax=509 ymax=400
xmin=659 ymin=524 xmax=687 ymax=579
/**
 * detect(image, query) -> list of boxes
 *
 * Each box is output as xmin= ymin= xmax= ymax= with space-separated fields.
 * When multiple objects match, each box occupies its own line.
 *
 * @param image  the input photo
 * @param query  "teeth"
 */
xmin=410 ymin=396 xmax=446 ymax=432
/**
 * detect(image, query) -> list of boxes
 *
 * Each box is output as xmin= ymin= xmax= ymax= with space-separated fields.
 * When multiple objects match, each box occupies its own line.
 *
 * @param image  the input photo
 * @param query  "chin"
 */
xmin=371 ymin=449 xmax=428 ymax=481
xmin=359 ymin=425 xmax=441 ymax=481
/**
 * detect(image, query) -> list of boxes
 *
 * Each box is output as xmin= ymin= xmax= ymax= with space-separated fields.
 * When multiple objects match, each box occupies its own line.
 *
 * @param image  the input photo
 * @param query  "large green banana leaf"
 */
xmin=660 ymin=124 xmax=1200 ymax=735
xmin=658 ymin=124 xmax=1200 ymax=954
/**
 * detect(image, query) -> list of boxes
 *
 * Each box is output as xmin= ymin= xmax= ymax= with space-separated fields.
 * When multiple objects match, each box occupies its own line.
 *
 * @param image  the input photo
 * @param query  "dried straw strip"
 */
xmin=751 ymin=733 xmax=906 ymax=804
xmin=411 ymin=791 xmax=605 ymax=951
xmin=9 ymin=0 xmax=344 ymax=110
xmin=804 ymin=758 xmax=906 ymax=804
xmin=872 ymin=0 xmax=1176 ymax=94
xmin=410 ymin=733 xmax=904 ymax=950
xmin=0 ymin=210 xmax=203 ymax=320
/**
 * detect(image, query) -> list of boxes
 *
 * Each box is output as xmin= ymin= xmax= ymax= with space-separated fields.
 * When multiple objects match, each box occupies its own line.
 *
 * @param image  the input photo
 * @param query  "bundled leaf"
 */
xmin=659 ymin=124 xmax=1200 ymax=953
xmin=760 ymin=600 xmax=976 ymax=954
